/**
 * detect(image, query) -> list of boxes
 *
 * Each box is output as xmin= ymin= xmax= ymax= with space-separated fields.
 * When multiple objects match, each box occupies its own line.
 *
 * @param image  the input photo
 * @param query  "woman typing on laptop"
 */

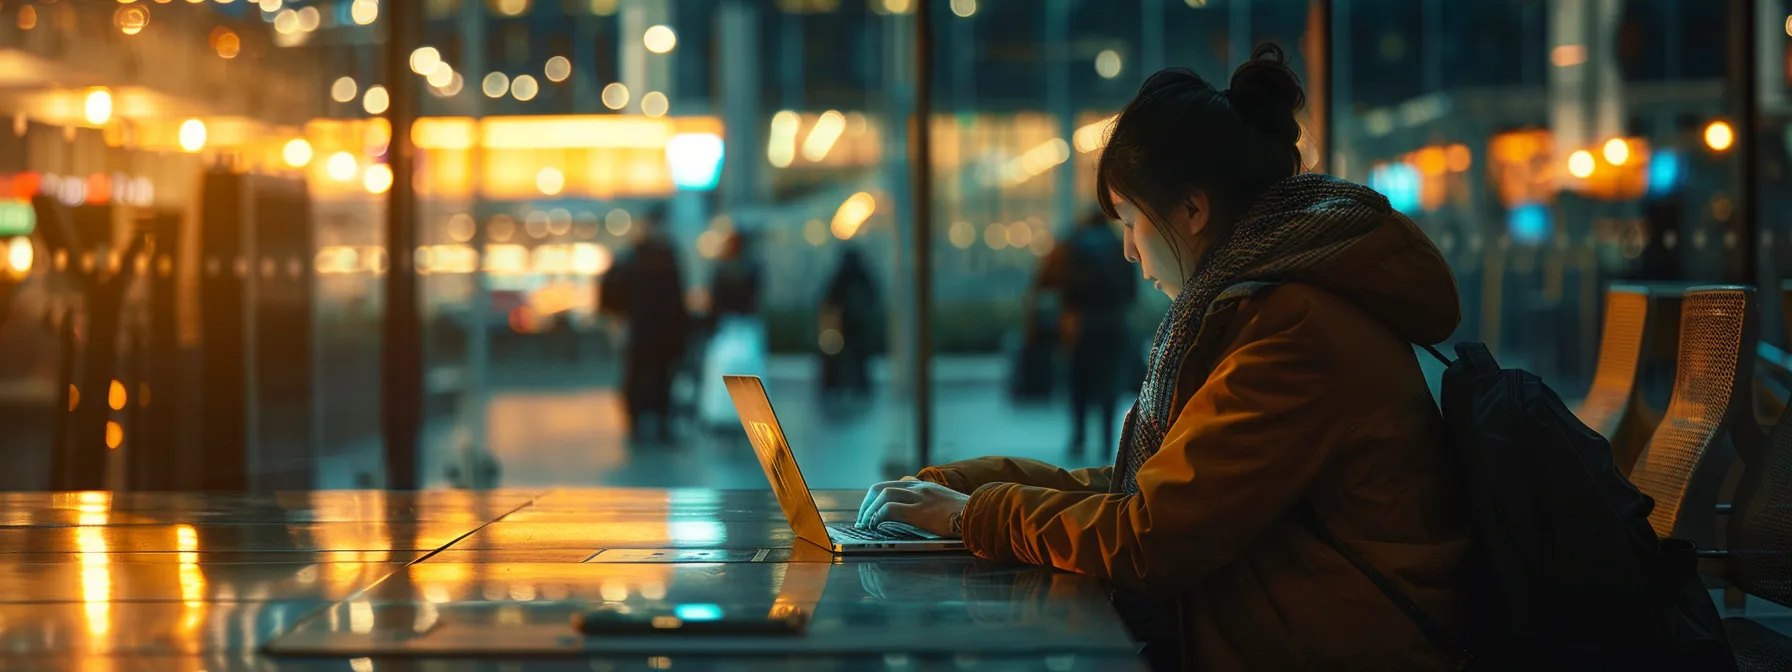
xmin=856 ymin=44 xmax=1469 ymax=672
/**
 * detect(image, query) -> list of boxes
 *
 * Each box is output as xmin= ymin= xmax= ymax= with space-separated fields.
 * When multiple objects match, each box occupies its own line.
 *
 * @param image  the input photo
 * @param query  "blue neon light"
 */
xmin=673 ymin=603 xmax=724 ymax=622
xmin=666 ymin=133 xmax=725 ymax=191
xmin=1647 ymin=150 xmax=1682 ymax=196
xmin=1508 ymin=203 xmax=1550 ymax=245
xmin=1368 ymin=163 xmax=1422 ymax=214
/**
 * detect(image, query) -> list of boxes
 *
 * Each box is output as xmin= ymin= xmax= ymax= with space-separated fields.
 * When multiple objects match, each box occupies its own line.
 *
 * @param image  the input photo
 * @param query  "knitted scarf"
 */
xmin=1114 ymin=173 xmax=1394 ymax=494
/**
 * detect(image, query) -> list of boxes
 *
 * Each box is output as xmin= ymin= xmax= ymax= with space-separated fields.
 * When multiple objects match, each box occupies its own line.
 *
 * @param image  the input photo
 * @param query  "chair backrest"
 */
xmin=1726 ymin=390 xmax=1792 ymax=609
xmin=1576 ymin=285 xmax=1650 ymax=471
xmin=1630 ymin=285 xmax=1757 ymax=549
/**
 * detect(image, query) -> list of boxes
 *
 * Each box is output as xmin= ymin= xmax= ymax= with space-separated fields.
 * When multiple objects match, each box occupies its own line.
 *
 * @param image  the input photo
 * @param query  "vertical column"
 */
xmin=619 ymin=0 xmax=673 ymax=114
xmin=881 ymin=9 xmax=916 ymax=473
xmin=719 ymin=1 xmax=763 ymax=212
xmin=910 ymin=0 xmax=935 ymax=470
xmin=1307 ymin=0 xmax=1331 ymax=173
xmin=382 ymin=0 xmax=422 ymax=490
xmin=459 ymin=0 xmax=492 ymax=483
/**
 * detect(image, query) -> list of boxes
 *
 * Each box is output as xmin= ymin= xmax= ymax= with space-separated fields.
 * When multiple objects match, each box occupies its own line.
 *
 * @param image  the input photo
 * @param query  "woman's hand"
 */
xmin=856 ymin=477 xmax=969 ymax=537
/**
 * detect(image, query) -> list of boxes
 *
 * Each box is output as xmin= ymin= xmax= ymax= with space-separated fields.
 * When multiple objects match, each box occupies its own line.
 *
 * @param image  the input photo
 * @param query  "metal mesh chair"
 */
xmin=1629 ymin=286 xmax=1757 ymax=550
xmin=1716 ymin=394 xmax=1792 ymax=671
xmin=1575 ymin=285 xmax=1652 ymax=475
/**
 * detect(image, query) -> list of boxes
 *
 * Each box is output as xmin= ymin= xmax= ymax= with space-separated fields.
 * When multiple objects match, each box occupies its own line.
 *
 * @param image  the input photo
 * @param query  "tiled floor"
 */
xmin=0 ymin=489 xmax=1142 ymax=671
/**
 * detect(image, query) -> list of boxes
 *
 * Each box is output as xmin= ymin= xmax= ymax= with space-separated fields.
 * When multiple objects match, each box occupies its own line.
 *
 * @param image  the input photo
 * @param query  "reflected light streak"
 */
xmin=1003 ymin=138 xmax=1071 ymax=185
xmin=800 ymin=111 xmax=846 ymax=162
xmin=349 ymin=600 xmax=375 ymax=634
xmin=1073 ymin=115 xmax=1116 ymax=153
xmin=767 ymin=111 xmax=800 ymax=167
xmin=831 ymin=191 xmax=875 ymax=240
xmin=176 ymin=524 xmax=207 ymax=631
xmin=77 ymin=502 xmax=110 ymax=638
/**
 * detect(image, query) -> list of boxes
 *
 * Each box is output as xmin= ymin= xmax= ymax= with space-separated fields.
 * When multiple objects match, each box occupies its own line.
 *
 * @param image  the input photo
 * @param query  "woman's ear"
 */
xmin=1183 ymin=191 xmax=1211 ymax=239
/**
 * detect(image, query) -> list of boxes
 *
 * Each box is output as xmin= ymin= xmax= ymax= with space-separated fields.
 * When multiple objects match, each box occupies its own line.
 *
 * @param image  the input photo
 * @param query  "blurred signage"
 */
xmin=0 ymin=171 xmax=154 ymax=208
xmin=404 ymin=115 xmax=724 ymax=201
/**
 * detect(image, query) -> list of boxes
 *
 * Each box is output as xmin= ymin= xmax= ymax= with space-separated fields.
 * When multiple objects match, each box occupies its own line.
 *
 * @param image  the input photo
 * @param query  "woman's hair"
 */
xmin=1094 ymin=42 xmax=1307 ymax=277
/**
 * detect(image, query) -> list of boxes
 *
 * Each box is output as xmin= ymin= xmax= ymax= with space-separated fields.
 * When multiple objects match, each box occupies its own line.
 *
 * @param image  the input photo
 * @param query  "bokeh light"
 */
xmin=326 ymin=152 xmax=358 ymax=181
xmin=84 ymin=89 xmax=113 ymax=126
xmin=536 ymin=167 xmax=564 ymax=195
xmin=363 ymin=85 xmax=390 ymax=114
xmin=363 ymin=164 xmax=393 ymax=194
xmin=1705 ymin=120 xmax=1734 ymax=151
xmin=601 ymin=83 xmax=630 ymax=110
xmin=331 ymin=77 xmax=359 ymax=103
xmin=641 ymin=91 xmax=669 ymax=117
xmin=178 ymin=119 xmax=206 ymax=152
xmin=351 ymin=0 xmax=378 ymax=24
xmin=483 ymin=72 xmax=511 ymax=98
xmin=282 ymin=138 xmax=313 ymax=167
xmin=545 ymin=56 xmax=572 ymax=83
xmin=1567 ymin=150 xmax=1595 ymax=179
xmin=1095 ymin=50 xmax=1123 ymax=79
xmin=410 ymin=46 xmax=442 ymax=75
xmin=511 ymin=74 xmax=540 ymax=101
xmin=643 ymin=25 xmax=677 ymax=54
xmin=1602 ymin=138 xmax=1630 ymax=166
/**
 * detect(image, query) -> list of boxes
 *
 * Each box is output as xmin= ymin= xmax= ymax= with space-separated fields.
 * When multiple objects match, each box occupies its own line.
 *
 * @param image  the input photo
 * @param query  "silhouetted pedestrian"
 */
xmin=599 ymin=208 xmax=690 ymax=443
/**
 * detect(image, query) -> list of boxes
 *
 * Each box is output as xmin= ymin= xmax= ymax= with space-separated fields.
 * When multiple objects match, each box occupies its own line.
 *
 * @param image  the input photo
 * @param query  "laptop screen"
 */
xmin=724 ymin=375 xmax=832 ymax=548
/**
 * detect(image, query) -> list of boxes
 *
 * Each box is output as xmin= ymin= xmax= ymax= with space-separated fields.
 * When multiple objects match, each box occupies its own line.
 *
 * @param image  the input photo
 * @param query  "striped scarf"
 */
xmin=1115 ymin=173 xmax=1393 ymax=494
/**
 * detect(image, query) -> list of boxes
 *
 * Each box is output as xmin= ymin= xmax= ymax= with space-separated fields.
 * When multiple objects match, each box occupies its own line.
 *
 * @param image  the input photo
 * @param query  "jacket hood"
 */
xmin=1266 ymin=176 xmax=1462 ymax=345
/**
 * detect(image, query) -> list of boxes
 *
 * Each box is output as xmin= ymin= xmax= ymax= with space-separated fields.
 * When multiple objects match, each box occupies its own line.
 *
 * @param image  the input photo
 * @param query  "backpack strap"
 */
xmin=1293 ymin=500 xmax=1473 ymax=668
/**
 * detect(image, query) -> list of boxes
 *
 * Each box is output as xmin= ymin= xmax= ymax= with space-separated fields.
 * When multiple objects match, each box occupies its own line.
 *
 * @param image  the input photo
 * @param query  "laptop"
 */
xmin=724 ymin=375 xmax=966 ymax=553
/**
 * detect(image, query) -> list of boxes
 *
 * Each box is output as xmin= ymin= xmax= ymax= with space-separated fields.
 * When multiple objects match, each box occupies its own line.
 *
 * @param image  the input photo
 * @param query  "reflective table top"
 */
xmin=0 ymin=490 xmax=1140 ymax=671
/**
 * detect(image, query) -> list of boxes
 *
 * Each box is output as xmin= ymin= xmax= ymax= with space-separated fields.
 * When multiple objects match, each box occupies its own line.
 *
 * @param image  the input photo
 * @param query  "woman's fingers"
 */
xmin=871 ymin=501 xmax=919 ymax=526
xmin=857 ymin=482 xmax=920 ymax=528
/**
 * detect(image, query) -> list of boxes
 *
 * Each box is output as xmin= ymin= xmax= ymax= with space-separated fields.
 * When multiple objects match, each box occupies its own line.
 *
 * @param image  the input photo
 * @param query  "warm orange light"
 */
xmin=108 ymin=380 xmax=127 ymax=411
xmin=1602 ymin=138 xmax=1630 ymax=166
xmin=1567 ymin=150 xmax=1595 ymax=179
xmin=105 ymin=421 xmax=123 ymax=449
xmin=1704 ymin=121 xmax=1734 ymax=152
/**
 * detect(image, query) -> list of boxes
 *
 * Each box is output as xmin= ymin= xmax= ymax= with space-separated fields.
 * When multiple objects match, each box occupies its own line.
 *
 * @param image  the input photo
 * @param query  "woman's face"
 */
xmin=1114 ymin=191 xmax=1207 ymax=299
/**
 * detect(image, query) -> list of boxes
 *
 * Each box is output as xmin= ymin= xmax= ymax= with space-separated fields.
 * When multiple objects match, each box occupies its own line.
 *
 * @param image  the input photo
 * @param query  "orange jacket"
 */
xmin=919 ymin=211 xmax=1470 ymax=670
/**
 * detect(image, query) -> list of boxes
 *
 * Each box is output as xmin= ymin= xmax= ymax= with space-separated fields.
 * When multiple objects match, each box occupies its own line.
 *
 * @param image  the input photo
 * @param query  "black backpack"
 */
xmin=1301 ymin=341 xmax=1736 ymax=670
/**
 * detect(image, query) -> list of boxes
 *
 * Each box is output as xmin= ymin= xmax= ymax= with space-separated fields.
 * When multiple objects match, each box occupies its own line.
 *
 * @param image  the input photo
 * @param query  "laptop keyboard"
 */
xmin=830 ymin=524 xmax=924 ymax=541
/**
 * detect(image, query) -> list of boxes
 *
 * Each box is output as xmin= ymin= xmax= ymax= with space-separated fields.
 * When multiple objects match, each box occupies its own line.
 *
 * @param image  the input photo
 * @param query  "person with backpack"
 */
xmin=855 ymin=44 xmax=1471 ymax=670
xmin=1056 ymin=210 xmax=1140 ymax=455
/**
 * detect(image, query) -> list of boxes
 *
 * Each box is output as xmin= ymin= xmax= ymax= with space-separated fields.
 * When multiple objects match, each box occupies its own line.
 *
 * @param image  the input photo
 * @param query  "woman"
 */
xmin=857 ymin=44 xmax=1469 ymax=671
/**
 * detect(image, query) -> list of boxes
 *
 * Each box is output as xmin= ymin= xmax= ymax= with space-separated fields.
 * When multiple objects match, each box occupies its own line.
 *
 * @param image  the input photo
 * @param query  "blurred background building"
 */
xmin=0 ymin=0 xmax=1781 ymax=493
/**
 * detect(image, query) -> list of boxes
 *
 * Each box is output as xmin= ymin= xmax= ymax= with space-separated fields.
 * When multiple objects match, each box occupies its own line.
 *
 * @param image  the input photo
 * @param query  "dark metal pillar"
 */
xmin=1308 ymin=0 xmax=1332 ymax=173
xmin=382 ymin=0 xmax=422 ymax=490
xmin=1727 ymin=0 xmax=1759 ymax=286
xmin=910 ymin=0 xmax=935 ymax=469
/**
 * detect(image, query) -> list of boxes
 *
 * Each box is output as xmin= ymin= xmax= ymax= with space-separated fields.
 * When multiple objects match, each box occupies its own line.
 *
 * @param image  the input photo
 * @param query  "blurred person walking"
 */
xmin=599 ymin=207 xmax=691 ymax=444
xmin=855 ymin=45 xmax=1470 ymax=671
xmin=697 ymin=232 xmax=768 ymax=430
xmin=819 ymin=246 xmax=880 ymax=400
xmin=1057 ymin=210 xmax=1139 ymax=455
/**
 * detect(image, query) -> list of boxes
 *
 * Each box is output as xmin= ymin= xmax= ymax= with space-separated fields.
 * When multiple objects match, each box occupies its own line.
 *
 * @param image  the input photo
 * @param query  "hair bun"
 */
xmin=1227 ymin=43 xmax=1305 ymax=146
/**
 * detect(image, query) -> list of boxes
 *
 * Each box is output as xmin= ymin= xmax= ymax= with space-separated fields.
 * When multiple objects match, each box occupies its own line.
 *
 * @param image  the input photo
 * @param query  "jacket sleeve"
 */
xmin=955 ymin=301 xmax=1345 ymax=593
xmin=918 ymin=458 xmax=1111 ymax=494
